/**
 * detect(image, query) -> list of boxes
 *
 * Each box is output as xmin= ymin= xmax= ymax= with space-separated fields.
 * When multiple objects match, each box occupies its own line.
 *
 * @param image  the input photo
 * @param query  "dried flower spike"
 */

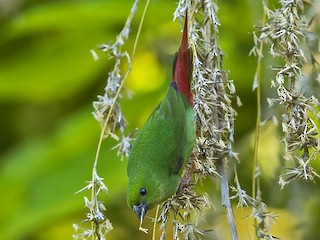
xmin=252 ymin=0 xmax=320 ymax=187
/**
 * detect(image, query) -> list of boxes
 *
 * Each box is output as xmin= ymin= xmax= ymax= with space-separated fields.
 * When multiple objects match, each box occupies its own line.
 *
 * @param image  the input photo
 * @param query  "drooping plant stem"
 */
xmin=73 ymin=0 xmax=152 ymax=239
xmin=251 ymin=1 xmax=268 ymax=239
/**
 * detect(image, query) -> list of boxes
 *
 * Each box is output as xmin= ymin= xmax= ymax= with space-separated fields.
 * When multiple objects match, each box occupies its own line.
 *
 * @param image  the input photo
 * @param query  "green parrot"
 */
xmin=127 ymin=15 xmax=194 ymax=221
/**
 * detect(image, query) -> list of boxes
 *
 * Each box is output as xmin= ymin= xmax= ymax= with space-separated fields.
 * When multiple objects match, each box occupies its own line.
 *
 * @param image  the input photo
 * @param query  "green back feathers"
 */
xmin=127 ymin=87 xmax=189 ymax=178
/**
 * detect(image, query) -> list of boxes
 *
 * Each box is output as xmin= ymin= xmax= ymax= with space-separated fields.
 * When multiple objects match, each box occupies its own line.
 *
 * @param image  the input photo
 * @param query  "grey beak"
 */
xmin=133 ymin=203 xmax=148 ymax=220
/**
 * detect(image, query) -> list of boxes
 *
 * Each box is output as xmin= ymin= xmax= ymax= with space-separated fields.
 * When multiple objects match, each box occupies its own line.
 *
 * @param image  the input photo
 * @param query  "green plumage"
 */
xmin=127 ymin=14 xmax=193 ymax=220
xmin=127 ymin=86 xmax=195 ymax=212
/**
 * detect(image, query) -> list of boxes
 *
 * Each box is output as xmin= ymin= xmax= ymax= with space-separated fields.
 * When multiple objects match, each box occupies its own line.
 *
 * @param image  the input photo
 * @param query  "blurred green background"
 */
xmin=0 ymin=0 xmax=319 ymax=239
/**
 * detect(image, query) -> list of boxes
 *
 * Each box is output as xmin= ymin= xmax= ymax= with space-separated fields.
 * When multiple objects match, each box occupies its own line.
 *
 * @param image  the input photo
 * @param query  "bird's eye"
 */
xmin=139 ymin=188 xmax=147 ymax=196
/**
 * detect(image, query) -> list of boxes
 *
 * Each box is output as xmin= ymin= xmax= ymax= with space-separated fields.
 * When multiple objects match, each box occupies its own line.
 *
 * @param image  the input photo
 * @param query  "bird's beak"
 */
xmin=133 ymin=203 xmax=148 ymax=220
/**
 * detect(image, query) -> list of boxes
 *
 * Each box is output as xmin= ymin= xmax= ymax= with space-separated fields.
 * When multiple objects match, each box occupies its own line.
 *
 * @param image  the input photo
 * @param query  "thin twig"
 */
xmin=152 ymin=204 xmax=160 ymax=240
xmin=217 ymin=160 xmax=238 ymax=240
xmin=252 ymin=1 xmax=267 ymax=239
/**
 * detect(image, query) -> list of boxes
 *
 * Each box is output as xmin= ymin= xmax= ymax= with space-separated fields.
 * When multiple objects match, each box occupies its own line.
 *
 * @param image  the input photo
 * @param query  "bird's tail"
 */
xmin=172 ymin=13 xmax=193 ymax=106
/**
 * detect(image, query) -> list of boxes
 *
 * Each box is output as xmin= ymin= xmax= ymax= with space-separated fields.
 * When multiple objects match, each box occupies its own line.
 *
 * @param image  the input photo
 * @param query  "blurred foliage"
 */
xmin=0 ymin=0 xmax=319 ymax=240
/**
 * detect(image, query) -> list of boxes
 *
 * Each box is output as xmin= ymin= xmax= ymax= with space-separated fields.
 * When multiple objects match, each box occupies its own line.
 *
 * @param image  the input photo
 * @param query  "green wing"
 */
xmin=127 ymin=87 xmax=194 ymax=178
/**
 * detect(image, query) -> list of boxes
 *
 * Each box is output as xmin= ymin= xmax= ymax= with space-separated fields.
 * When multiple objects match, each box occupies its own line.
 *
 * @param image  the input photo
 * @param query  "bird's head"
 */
xmin=127 ymin=173 xmax=180 ymax=220
xmin=127 ymin=177 xmax=161 ymax=220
